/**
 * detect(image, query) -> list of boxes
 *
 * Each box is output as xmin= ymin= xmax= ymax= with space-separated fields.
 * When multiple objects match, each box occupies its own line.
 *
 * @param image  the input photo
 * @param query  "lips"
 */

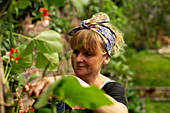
xmin=77 ymin=65 xmax=86 ymax=68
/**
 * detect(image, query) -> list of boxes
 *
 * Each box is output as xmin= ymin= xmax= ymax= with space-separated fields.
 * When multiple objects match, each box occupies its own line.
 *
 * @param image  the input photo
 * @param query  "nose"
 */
xmin=76 ymin=52 xmax=84 ymax=62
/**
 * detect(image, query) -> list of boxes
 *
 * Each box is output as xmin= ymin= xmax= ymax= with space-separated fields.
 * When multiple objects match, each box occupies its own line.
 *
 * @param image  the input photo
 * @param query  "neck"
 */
xmin=78 ymin=73 xmax=109 ymax=88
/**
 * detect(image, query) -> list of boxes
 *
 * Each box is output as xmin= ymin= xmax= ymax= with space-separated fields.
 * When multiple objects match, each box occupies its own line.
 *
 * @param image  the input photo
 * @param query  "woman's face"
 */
xmin=71 ymin=49 xmax=109 ymax=78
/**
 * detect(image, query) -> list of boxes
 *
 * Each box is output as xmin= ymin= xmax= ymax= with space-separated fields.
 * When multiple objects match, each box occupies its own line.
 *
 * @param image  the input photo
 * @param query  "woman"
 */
xmin=28 ymin=12 xmax=128 ymax=113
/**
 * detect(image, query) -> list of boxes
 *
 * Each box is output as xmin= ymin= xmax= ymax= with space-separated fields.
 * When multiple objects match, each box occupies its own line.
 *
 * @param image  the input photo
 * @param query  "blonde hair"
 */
xmin=70 ymin=29 xmax=107 ymax=55
xmin=70 ymin=27 xmax=124 ymax=56
xmin=70 ymin=12 xmax=124 ymax=56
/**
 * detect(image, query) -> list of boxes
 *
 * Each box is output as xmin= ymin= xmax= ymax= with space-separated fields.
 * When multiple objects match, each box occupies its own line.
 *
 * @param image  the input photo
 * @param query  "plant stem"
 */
xmin=6 ymin=67 xmax=12 ymax=82
xmin=4 ymin=60 xmax=9 ymax=76
xmin=51 ymin=98 xmax=57 ymax=113
xmin=14 ymin=16 xmax=39 ymax=28
xmin=12 ymin=32 xmax=33 ymax=41
xmin=8 ymin=0 xmax=15 ymax=48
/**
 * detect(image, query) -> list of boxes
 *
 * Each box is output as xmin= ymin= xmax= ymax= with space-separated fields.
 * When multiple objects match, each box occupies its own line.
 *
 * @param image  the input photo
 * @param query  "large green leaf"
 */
xmin=35 ymin=52 xmax=59 ymax=71
xmin=11 ymin=41 xmax=34 ymax=73
xmin=54 ymin=76 xmax=113 ymax=109
xmin=34 ymin=30 xmax=63 ymax=53
xmin=34 ymin=76 xmax=113 ymax=110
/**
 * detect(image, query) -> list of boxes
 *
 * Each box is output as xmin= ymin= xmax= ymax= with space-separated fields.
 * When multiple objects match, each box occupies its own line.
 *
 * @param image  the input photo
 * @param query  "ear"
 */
xmin=103 ymin=55 xmax=110 ymax=65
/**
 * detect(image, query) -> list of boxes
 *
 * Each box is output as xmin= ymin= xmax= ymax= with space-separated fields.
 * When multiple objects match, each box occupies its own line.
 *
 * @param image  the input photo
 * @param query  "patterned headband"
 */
xmin=68 ymin=12 xmax=116 ymax=56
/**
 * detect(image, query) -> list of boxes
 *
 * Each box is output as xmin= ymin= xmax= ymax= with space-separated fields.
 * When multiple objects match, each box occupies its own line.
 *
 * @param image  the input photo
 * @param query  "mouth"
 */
xmin=76 ymin=65 xmax=86 ymax=69
xmin=77 ymin=65 xmax=86 ymax=67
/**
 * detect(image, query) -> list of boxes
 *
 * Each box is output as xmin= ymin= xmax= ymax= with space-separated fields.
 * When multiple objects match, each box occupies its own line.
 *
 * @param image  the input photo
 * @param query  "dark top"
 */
xmin=102 ymin=82 xmax=128 ymax=107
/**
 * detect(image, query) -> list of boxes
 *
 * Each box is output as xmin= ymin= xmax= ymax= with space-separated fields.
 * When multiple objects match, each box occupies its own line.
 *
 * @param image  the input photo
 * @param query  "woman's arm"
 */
xmin=94 ymin=94 xmax=128 ymax=113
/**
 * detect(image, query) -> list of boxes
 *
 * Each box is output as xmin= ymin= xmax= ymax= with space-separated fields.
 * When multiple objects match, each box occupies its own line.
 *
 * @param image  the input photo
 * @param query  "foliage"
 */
xmin=127 ymin=50 xmax=170 ymax=87
xmin=123 ymin=0 xmax=170 ymax=50
xmin=145 ymin=98 xmax=170 ymax=113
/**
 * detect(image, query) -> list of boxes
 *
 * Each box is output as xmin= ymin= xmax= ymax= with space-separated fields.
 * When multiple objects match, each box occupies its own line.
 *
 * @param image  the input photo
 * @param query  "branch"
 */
xmin=0 ymin=52 xmax=7 ymax=113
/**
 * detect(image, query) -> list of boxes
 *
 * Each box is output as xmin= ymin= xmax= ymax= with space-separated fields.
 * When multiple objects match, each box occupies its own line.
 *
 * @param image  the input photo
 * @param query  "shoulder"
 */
xmin=102 ymin=81 xmax=128 ymax=107
xmin=102 ymin=81 xmax=125 ymax=96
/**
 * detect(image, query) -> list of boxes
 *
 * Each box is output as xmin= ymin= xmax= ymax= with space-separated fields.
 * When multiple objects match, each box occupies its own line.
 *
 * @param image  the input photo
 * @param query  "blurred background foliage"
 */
xmin=0 ymin=0 xmax=170 ymax=113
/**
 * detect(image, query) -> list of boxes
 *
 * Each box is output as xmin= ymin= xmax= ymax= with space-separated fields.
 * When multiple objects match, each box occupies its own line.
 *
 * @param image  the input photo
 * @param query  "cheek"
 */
xmin=71 ymin=55 xmax=76 ymax=68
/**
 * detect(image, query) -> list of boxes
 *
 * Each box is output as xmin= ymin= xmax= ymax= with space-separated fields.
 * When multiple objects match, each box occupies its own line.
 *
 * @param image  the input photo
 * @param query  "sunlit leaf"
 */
xmin=34 ymin=76 xmax=113 ymax=110
xmin=34 ymin=30 xmax=63 ymax=53
xmin=53 ymin=76 xmax=113 ymax=109
xmin=35 ymin=52 xmax=59 ymax=71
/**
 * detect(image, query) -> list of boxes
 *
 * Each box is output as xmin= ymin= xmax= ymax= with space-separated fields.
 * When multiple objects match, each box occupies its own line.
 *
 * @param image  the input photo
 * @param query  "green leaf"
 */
xmin=35 ymin=52 xmax=59 ymax=71
xmin=18 ymin=74 xmax=26 ymax=85
xmin=17 ymin=0 xmax=32 ymax=9
xmin=34 ymin=30 xmax=63 ymax=53
xmin=11 ymin=41 xmax=34 ymax=73
xmin=43 ymin=0 xmax=65 ymax=7
xmin=53 ymin=76 xmax=113 ymax=109
xmin=34 ymin=76 xmax=113 ymax=109
xmin=28 ymin=71 xmax=40 ymax=83
xmin=37 ymin=108 xmax=52 ymax=113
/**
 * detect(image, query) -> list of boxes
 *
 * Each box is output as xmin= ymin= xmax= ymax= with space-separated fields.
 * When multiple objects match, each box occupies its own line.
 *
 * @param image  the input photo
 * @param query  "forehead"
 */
xmin=70 ymin=29 xmax=106 ymax=55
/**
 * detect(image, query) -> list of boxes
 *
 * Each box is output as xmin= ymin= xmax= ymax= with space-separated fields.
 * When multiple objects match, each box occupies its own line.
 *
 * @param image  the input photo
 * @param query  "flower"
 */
xmin=15 ymin=56 xmax=21 ymax=60
xmin=29 ymin=105 xmax=35 ymax=112
xmin=10 ymin=55 xmax=13 ymax=59
xmin=39 ymin=8 xmax=48 ymax=12
xmin=15 ymin=48 xmax=18 ymax=53
xmin=39 ymin=7 xmax=50 ymax=26
xmin=39 ymin=8 xmax=49 ymax=17
xmin=43 ymin=10 xmax=49 ymax=17
xmin=10 ymin=48 xmax=15 ymax=54
xmin=44 ymin=16 xmax=51 ymax=21
xmin=15 ymin=56 xmax=21 ymax=63
xmin=1 ymin=57 xmax=3 ymax=62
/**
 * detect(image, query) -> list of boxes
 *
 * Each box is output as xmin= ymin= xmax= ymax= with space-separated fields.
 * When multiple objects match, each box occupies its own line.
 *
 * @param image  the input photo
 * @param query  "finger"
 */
xmin=19 ymin=98 xmax=24 ymax=110
xmin=29 ymin=80 xmax=46 ymax=97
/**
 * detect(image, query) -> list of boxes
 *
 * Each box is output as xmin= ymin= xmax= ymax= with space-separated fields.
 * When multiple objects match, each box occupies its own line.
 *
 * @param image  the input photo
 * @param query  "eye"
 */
xmin=84 ymin=52 xmax=92 ymax=56
xmin=73 ymin=50 xmax=79 ymax=55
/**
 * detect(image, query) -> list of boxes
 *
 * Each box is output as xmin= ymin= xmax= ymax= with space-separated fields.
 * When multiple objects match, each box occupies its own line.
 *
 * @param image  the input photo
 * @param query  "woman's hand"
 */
xmin=24 ymin=76 xmax=58 ymax=97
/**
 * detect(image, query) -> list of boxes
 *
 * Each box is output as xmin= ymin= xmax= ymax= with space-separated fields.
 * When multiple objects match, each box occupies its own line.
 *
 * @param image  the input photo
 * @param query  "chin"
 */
xmin=74 ymin=71 xmax=87 ymax=78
